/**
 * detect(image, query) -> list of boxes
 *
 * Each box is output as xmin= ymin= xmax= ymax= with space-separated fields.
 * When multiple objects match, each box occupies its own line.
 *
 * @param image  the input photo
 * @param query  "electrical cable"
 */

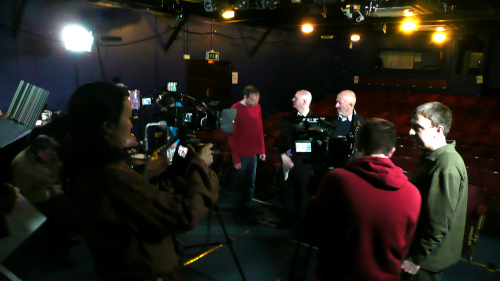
xmin=96 ymin=43 xmax=106 ymax=81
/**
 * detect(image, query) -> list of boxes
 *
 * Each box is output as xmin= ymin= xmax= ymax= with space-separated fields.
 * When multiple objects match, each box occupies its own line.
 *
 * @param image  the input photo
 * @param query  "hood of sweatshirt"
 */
xmin=345 ymin=156 xmax=408 ymax=190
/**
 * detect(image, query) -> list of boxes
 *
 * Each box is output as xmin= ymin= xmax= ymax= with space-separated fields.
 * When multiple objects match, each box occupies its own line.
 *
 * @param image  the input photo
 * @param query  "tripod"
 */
xmin=175 ymin=204 xmax=247 ymax=281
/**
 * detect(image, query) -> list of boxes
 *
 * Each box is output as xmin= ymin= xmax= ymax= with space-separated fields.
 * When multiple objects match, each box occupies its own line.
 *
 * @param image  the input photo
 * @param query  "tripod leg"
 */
xmin=213 ymin=205 xmax=247 ymax=281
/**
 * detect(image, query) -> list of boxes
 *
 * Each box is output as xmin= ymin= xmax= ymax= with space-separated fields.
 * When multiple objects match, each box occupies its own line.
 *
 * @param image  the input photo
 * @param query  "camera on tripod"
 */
xmin=156 ymin=93 xmax=236 ymax=165
xmin=293 ymin=117 xmax=356 ymax=169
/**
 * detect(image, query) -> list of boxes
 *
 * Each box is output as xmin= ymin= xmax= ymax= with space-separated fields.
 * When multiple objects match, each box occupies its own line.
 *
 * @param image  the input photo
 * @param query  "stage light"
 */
xmin=437 ymin=27 xmax=445 ymax=31
xmin=221 ymin=10 xmax=234 ymax=18
xmin=403 ymin=9 xmax=414 ymax=17
xmin=257 ymin=0 xmax=280 ymax=10
xmin=401 ymin=21 xmax=417 ymax=32
xmin=204 ymin=0 xmax=219 ymax=12
xmin=236 ymin=0 xmax=248 ymax=10
xmin=433 ymin=32 xmax=446 ymax=43
xmin=351 ymin=34 xmax=360 ymax=41
xmin=302 ymin=24 xmax=313 ymax=33
xmin=62 ymin=25 xmax=94 ymax=52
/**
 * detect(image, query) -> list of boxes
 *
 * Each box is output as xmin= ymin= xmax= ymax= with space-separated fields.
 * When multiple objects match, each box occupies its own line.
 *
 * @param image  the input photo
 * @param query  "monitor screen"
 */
xmin=167 ymin=82 xmax=177 ymax=92
xmin=128 ymin=90 xmax=141 ymax=110
xmin=295 ymin=140 xmax=312 ymax=153
xmin=142 ymin=98 xmax=152 ymax=106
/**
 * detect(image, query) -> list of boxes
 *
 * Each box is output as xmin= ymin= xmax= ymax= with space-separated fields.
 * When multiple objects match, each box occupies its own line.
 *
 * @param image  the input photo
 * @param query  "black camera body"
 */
xmin=293 ymin=117 xmax=355 ymax=169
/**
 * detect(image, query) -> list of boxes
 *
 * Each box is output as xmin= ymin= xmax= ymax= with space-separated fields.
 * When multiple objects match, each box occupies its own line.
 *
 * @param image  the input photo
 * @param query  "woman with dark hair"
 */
xmin=64 ymin=81 xmax=218 ymax=281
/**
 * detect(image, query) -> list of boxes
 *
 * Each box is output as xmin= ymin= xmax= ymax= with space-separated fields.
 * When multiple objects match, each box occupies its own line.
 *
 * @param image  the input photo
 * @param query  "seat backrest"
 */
xmin=467 ymin=184 xmax=486 ymax=215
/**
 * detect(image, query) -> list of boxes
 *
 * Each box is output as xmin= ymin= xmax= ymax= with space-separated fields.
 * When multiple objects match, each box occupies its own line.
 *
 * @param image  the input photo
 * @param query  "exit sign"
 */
xmin=205 ymin=50 xmax=219 ymax=61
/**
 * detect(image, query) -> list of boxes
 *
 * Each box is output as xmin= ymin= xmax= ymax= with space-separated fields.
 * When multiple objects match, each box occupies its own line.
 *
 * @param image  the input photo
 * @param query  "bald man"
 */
xmin=331 ymin=90 xmax=365 ymax=167
xmin=276 ymin=90 xmax=317 ymax=231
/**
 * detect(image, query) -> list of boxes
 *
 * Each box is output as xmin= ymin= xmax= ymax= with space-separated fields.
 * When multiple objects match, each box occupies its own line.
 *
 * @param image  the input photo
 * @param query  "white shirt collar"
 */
xmin=339 ymin=109 xmax=356 ymax=122
xmin=298 ymin=108 xmax=310 ymax=117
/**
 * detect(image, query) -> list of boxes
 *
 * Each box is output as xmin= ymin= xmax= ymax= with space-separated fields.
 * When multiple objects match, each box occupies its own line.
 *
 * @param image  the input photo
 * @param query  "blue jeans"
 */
xmin=232 ymin=155 xmax=257 ymax=214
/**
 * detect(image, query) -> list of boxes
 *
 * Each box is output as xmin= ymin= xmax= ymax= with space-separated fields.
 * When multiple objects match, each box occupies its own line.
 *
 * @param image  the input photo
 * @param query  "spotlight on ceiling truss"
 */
xmin=236 ymin=0 xmax=248 ymax=10
xmin=256 ymin=0 xmax=280 ymax=10
xmin=204 ymin=0 xmax=219 ymax=12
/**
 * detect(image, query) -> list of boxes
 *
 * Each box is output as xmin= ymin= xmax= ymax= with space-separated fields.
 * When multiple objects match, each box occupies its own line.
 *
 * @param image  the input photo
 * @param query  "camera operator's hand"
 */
xmin=234 ymin=163 xmax=241 ymax=170
xmin=198 ymin=143 xmax=214 ymax=166
xmin=281 ymin=153 xmax=294 ymax=170
xmin=259 ymin=154 xmax=266 ymax=161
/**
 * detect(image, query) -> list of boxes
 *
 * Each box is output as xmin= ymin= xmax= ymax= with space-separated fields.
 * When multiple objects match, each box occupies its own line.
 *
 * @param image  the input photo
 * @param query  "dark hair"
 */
xmin=243 ymin=85 xmax=259 ymax=98
xmin=358 ymin=118 xmax=396 ymax=156
xmin=411 ymin=102 xmax=452 ymax=136
xmin=64 ymin=82 xmax=129 ymax=170
xmin=29 ymin=135 xmax=59 ymax=155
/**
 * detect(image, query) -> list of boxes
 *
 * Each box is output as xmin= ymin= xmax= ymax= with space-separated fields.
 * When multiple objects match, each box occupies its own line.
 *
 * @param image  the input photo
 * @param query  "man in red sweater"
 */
xmin=228 ymin=85 xmax=266 ymax=219
xmin=306 ymin=118 xmax=421 ymax=281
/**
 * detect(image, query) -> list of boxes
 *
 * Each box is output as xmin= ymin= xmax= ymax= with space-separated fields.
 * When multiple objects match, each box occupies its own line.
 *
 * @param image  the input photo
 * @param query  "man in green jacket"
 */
xmin=402 ymin=102 xmax=468 ymax=281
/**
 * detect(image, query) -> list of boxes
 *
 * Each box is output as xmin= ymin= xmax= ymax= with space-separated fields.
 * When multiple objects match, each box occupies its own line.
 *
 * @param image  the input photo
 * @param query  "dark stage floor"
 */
xmin=2 ymin=189 xmax=499 ymax=281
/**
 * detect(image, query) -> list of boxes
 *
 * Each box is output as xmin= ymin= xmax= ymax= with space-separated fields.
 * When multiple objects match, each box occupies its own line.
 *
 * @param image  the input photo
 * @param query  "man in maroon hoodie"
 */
xmin=307 ymin=118 xmax=421 ymax=281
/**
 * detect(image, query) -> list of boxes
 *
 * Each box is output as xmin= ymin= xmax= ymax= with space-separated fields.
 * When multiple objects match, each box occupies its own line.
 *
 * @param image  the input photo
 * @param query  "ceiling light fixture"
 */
xmin=433 ymin=32 xmax=446 ymax=43
xmin=221 ymin=10 xmax=234 ymax=18
xmin=403 ymin=9 xmax=414 ymax=16
xmin=401 ymin=21 xmax=417 ymax=32
xmin=351 ymin=34 xmax=360 ymax=41
xmin=302 ymin=24 xmax=313 ymax=33
xmin=204 ymin=0 xmax=219 ymax=12
xmin=257 ymin=0 xmax=280 ymax=10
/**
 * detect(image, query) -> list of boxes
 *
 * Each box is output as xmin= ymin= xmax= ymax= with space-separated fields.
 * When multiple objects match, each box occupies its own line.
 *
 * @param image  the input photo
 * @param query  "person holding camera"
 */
xmin=275 ymin=90 xmax=316 ymax=231
xmin=306 ymin=118 xmax=421 ymax=281
xmin=228 ymin=85 xmax=266 ymax=220
xmin=63 ymin=82 xmax=219 ymax=281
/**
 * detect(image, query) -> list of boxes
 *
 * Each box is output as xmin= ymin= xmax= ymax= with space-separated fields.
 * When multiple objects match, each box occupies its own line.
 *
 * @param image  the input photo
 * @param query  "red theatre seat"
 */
xmin=394 ymin=146 xmax=420 ymax=160
xmin=481 ymin=170 xmax=500 ymax=199
xmin=391 ymin=156 xmax=419 ymax=177
xmin=462 ymin=184 xmax=487 ymax=262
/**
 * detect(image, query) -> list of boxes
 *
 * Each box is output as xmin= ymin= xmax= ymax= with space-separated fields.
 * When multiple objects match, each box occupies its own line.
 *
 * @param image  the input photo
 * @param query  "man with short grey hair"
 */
xmin=331 ymin=90 xmax=365 ymax=167
xmin=402 ymin=101 xmax=468 ymax=281
xmin=276 ymin=90 xmax=315 ymax=230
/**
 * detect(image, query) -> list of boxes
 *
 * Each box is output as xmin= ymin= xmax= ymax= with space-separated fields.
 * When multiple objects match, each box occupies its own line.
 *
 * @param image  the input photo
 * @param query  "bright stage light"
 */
xmin=403 ymin=9 xmax=414 ymax=17
xmin=437 ymin=27 xmax=445 ymax=31
xmin=351 ymin=34 xmax=360 ymax=41
xmin=222 ymin=10 xmax=235 ymax=18
xmin=62 ymin=25 xmax=94 ymax=52
xmin=433 ymin=32 xmax=446 ymax=43
xmin=401 ymin=21 xmax=417 ymax=32
xmin=302 ymin=24 xmax=313 ymax=33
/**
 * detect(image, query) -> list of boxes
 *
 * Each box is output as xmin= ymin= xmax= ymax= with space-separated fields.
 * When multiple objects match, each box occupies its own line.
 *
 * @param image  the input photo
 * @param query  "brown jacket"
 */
xmin=72 ymin=157 xmax=218 ymax=281
xmin=10 ymin=148 xmax=61 ymax=203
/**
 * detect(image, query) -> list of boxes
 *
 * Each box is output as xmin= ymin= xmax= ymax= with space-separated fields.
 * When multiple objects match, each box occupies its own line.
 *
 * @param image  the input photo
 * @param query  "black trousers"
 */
xmin=401 ymin=269 xmax=444 ymax=281
xmin=282 ymin=162 xmax=313 ymax=231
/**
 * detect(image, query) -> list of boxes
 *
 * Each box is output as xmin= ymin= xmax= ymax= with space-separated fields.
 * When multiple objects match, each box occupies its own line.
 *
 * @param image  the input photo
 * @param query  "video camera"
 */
xmin=155 ymin=93 xmax=236 ymax=164
xmin=293 ymin=117 xmax=357 ymax=169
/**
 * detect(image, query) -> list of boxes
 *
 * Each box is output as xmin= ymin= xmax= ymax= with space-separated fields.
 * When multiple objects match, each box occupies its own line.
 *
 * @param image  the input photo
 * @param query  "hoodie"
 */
xmin=308 ymin=156 xmax=421 ymax=281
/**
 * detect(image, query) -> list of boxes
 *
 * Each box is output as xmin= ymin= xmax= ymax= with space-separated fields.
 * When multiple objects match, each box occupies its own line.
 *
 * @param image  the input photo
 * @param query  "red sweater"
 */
xmin=228 ymin=102 xmax=265 ymax=165
xmin=308 ymin=157 xmax=421 ymax=281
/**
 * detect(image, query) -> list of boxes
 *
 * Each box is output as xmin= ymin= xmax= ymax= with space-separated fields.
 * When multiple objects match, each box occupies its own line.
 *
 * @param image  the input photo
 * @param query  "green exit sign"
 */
xmin=205 ymin=51 xmax=219 ymax=61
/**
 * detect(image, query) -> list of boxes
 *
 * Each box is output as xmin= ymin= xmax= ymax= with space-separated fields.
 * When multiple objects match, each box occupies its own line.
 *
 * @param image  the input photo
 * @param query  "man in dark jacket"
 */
xmin=307 ymin=118 xmax=421 ymax=281
xmin=402 ymin=102 xmax=468 ymax=281
xmin=276 ymin=90 xmax=316 ymax=230
xmin=330 ymin=90 xmax=365 ymax=168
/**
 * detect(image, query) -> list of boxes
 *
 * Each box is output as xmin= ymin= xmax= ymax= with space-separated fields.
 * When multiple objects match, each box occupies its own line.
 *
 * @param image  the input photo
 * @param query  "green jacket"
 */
xmin=409 ymin=141 xmax=468 ymax=272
